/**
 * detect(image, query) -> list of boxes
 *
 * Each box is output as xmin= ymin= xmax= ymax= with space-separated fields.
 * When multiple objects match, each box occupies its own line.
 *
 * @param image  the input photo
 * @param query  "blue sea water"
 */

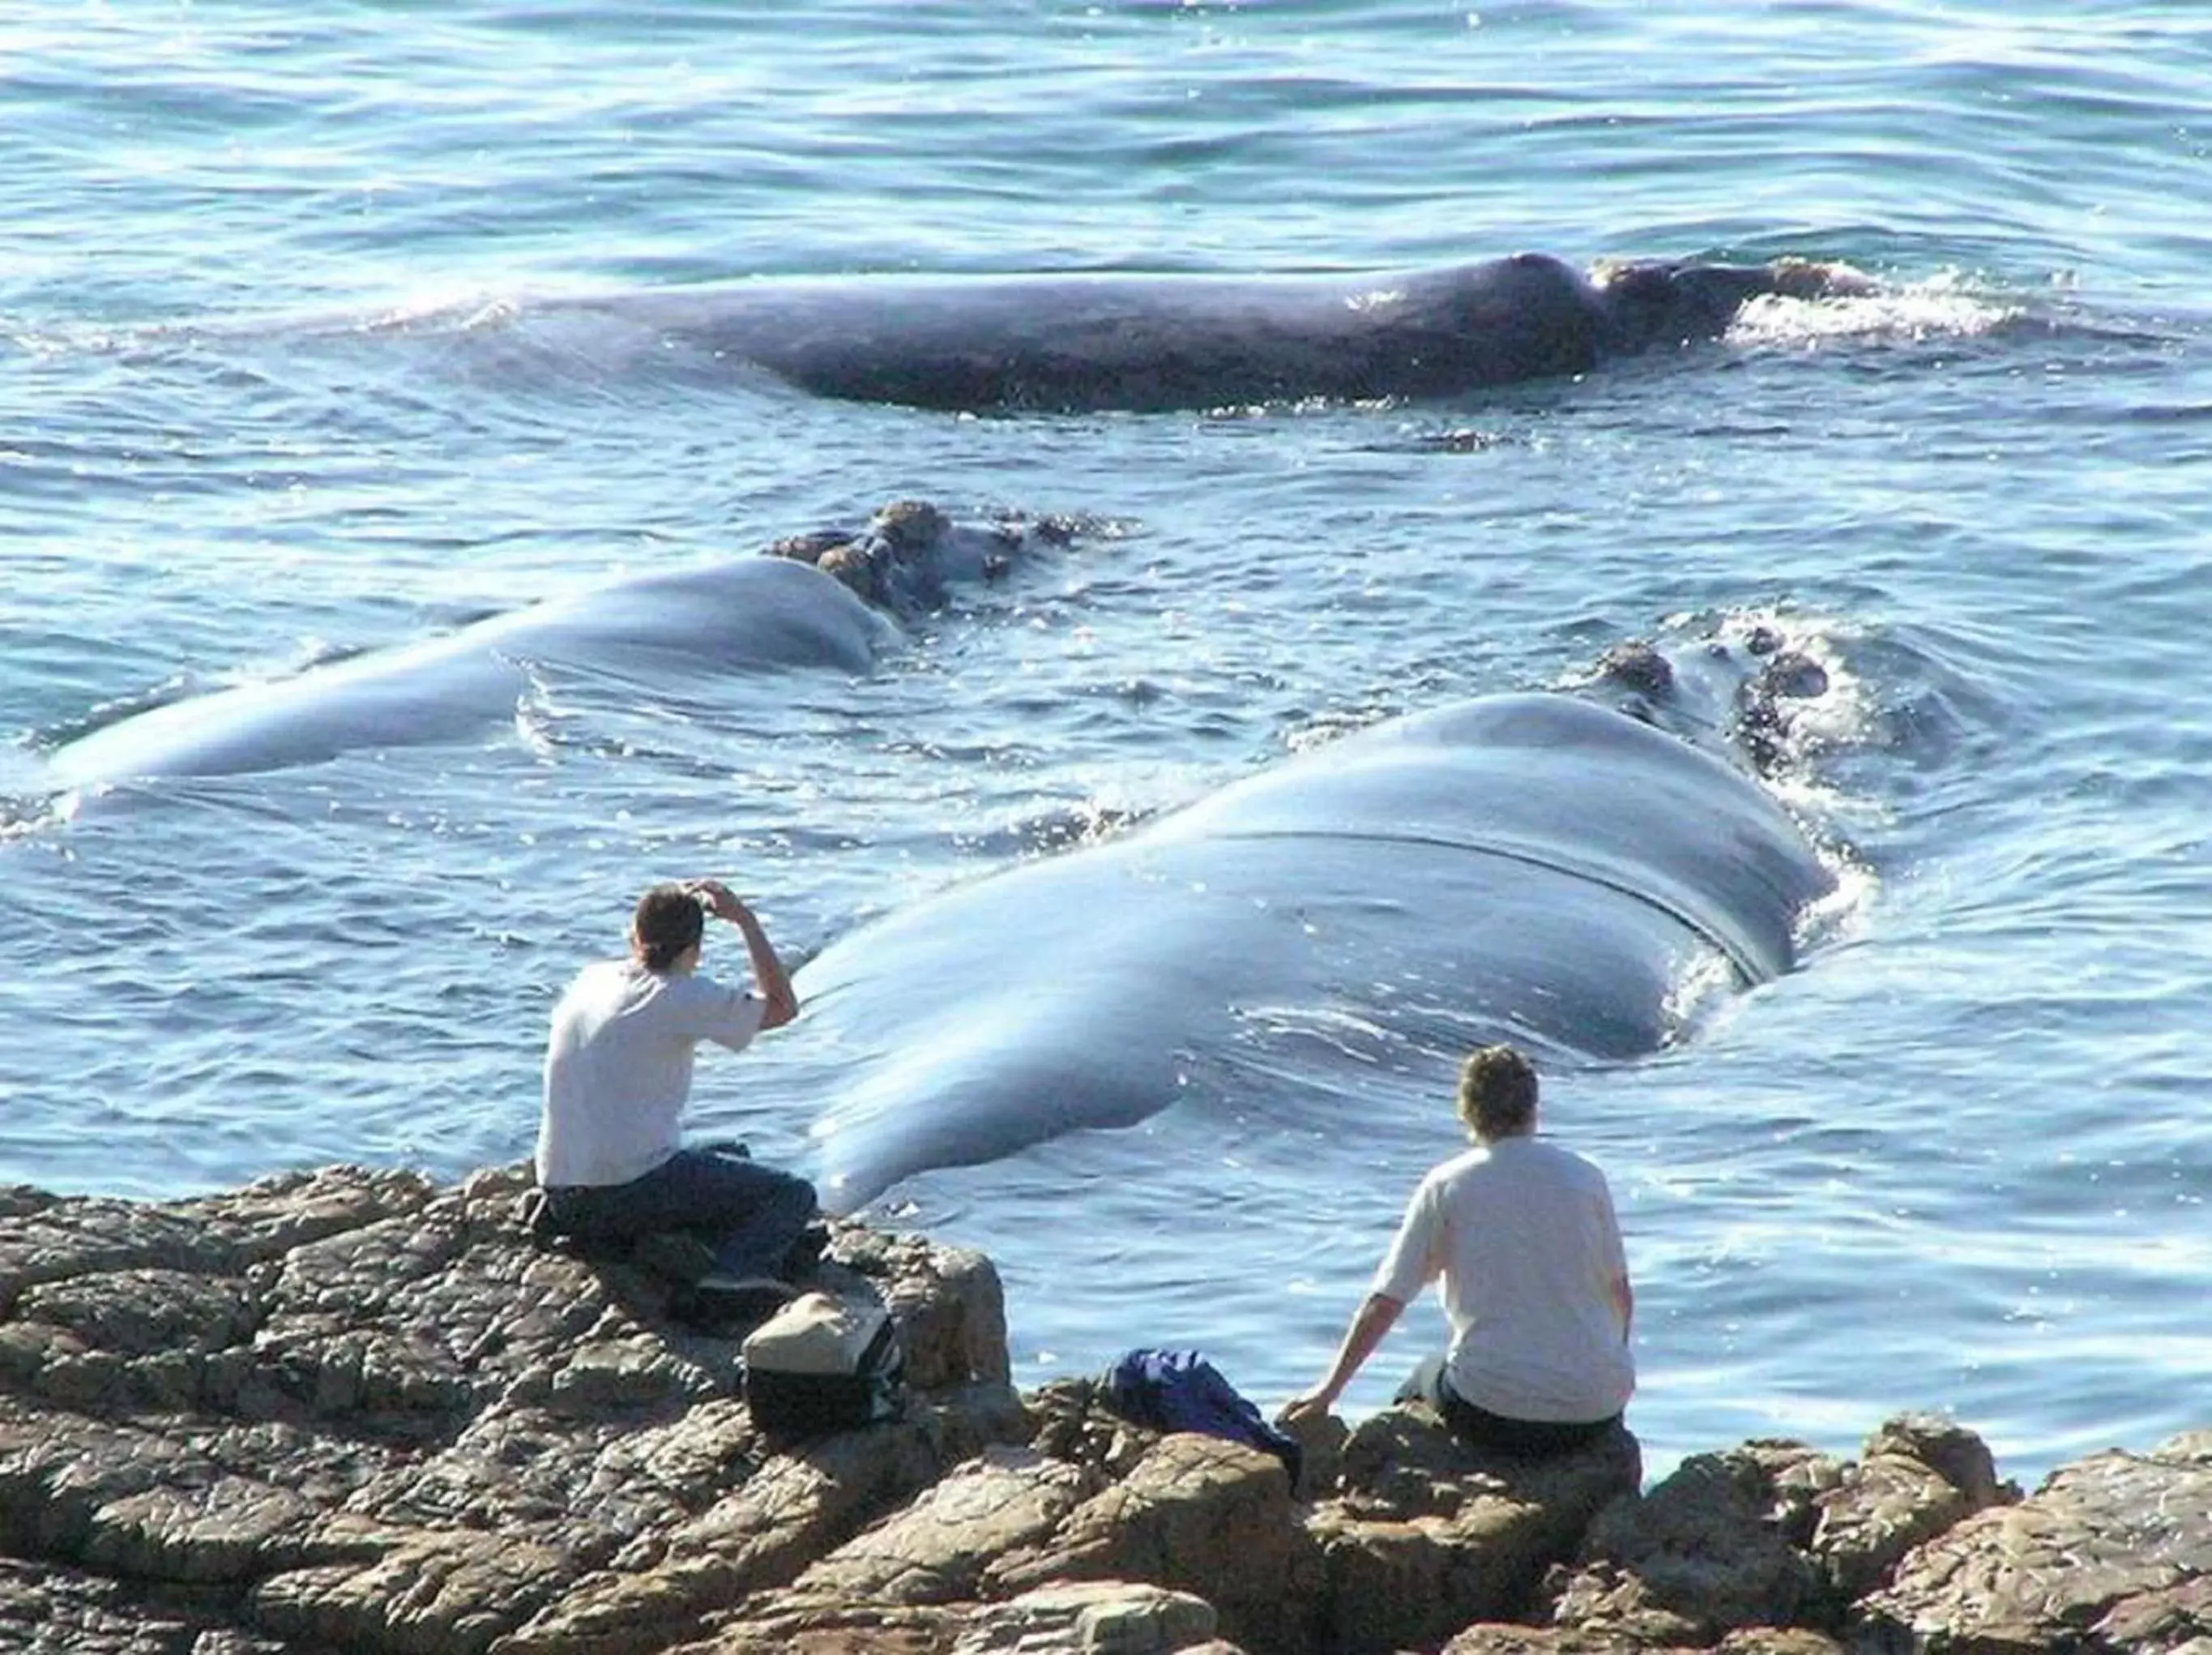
xmin=4 ymin=2 xmax=2210 ymax=1489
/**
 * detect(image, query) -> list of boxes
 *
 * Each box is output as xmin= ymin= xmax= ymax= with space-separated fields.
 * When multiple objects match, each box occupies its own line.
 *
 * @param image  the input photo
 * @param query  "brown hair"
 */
xmin=630 ymin=883 xmax=706 ymax=973
xmin=1456 ymin=1045 xmax=1539 ymax=1140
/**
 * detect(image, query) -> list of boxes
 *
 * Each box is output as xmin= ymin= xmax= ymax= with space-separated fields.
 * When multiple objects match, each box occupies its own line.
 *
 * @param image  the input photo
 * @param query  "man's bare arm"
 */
xmin=690 ymin=879 xmax=801 ymax=1029
xmin=1279 ymin=1291 xmax=1405 ymax=1426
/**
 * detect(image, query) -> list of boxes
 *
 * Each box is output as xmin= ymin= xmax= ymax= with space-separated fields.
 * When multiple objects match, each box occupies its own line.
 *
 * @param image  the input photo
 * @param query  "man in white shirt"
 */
xmin=535 ymin=878 xmax=814 ymax=1296
xmin=1281 ymin=1044 xmax=1634 ymax=1457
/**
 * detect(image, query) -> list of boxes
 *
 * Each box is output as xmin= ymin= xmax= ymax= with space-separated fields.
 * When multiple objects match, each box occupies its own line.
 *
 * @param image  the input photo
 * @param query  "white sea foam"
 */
xmin=1727 ymin=272 xmax=2021 ymax=348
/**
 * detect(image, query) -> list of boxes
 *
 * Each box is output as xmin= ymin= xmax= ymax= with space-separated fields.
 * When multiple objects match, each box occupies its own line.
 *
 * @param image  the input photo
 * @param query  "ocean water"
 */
xmin=4 ymin=2 xmax=2210 ymax=1489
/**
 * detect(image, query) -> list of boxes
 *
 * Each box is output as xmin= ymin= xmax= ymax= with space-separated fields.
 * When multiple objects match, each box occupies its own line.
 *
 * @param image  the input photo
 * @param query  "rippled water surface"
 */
xmin=5 ymin=2 xmax=2210 ymax=1484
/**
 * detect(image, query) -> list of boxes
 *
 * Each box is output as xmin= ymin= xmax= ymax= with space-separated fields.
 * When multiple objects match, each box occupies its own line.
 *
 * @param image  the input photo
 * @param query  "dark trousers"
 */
xmin=540 ymin=1143 xmax=818 ymax=1280
xmin=1398 ymin=1354 xmax=1623 ymax=1459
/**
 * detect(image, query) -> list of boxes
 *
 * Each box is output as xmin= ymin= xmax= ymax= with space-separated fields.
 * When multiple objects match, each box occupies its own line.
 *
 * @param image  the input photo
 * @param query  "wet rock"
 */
xmin=1855 ymin=1430 xmax=2212 ymax=1655
xmin=1598 ymin=641 xmax=1676 ymax=700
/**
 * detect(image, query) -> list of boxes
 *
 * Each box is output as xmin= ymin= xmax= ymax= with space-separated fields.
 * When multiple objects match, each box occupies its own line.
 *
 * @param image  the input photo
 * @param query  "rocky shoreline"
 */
xmin=1 ymin=1165 xmax=2204 ymax=1655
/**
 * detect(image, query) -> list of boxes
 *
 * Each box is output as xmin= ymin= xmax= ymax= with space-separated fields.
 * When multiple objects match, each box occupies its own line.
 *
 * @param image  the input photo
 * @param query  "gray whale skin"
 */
xmin=800 ymin=687 xmax=1834 ymax=1214
xmin=567 ymin=253 xmax=1867 ymax=413
xmin=42 ymin=503 xmax=1045 ymax=791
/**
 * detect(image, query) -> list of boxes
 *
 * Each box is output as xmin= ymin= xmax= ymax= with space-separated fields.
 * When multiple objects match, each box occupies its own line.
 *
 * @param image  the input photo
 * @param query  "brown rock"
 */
xmin=1858 ymin=1413 xmax=2012 ymax=1510
xmin=790 ymin=1443 xmax=1099 ymax=1606
xmin=1443 ymin=1627 xmax=1675 ymax=1655
xmin=0 ymin=1401 xmax=352 ymax=1565
xmin=1713 ymin=1631 xmax=1848 ymax=1655
xmin=338 ymin=1397 xmax=754 ymax=1569
xmin=0 ymin=1553 xmax=292 ymax=1654
xmin=2 ymin=1161 xmax=2206 ymax=1655
xmin=1809 ymin=1415 xmax=2012 ymax=1604
xmin=0 ymin=1165 xmax=1023 ymax=1655
xmin=252 ymin=1515 xmax=575 ymax=1655
xmin=77 ymin=1468 xmax=317 ymax=1585
xmin=1855 ymin=1432 xmax=2212 ymax=1655
xmin=1023 ymin=1377 xmax=1163 ymax=1485
xmin=954 ymin=1580 xmax=1226 ymax=1653
xmin=825 ymin=1224 xmax=1010 ymax=1392
xmin=1443 ymin=1629 xmax=1845 ymax=1655
xmin=1311 ymin=1406 xmax=1642 ymax=1655
xmin=1548 ymin=1438 xmax=1847 ymax=1641
xmin=986 ymin=1431 xmax=1317 ymax=1653
xmin=1808 ymin=1453 xmax=1966 ymax=1608
xmin=496 ymin=1395 xmax=1027 ymax=1655
xmin=686 ymin=1577 xmax=1229 ymax=1654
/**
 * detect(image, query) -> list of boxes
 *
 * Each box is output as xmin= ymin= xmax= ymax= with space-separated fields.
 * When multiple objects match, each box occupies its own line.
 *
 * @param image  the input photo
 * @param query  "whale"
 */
xmin=44 ymin=501 xmax=1067 ymax=791
xmin=794 ymin=652 xmax=1838 ymax=1215
xmin=540 ymin=254 xmax=1871 ymax=413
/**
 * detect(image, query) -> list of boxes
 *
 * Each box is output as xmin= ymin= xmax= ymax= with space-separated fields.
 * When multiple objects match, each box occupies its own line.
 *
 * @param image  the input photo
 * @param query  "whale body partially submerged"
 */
xmin=798 ymin=677 xmax=1838 ymax=1215
xmin=43 ymin=502 xmax=1067 ymax=792
xmin=534 ymin=253 xmax=1873 ymax=413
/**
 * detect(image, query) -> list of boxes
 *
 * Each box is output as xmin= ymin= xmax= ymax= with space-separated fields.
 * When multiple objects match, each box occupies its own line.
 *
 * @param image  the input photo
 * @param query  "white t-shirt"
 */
xmin=1372 ymin=1134 xmax=1634 ymax=1423
xmin=536 ymin=960 xmax=767 ymax=1187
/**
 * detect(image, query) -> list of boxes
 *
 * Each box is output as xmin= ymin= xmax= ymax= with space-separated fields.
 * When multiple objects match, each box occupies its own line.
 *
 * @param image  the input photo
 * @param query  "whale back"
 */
xmin=1159 ymin=693 xmax=1830 ymax=981
xmin=499 ymin=554 xmax=890 ymax=676
xmin=798 ymin=690 xmax=1834 ymax=1212
xmin=588 ymin=258 xmax=1620 ymax=413
xmin=45 ymin=555 xmax=890 ymax=790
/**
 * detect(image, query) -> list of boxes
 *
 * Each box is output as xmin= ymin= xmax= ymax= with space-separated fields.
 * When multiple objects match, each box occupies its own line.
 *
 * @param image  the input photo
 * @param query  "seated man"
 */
xmin=1281 ymin=1044 xmax=1634 ymax=1457
xmin=533 ymin=879 xmax=818 ymax=1302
